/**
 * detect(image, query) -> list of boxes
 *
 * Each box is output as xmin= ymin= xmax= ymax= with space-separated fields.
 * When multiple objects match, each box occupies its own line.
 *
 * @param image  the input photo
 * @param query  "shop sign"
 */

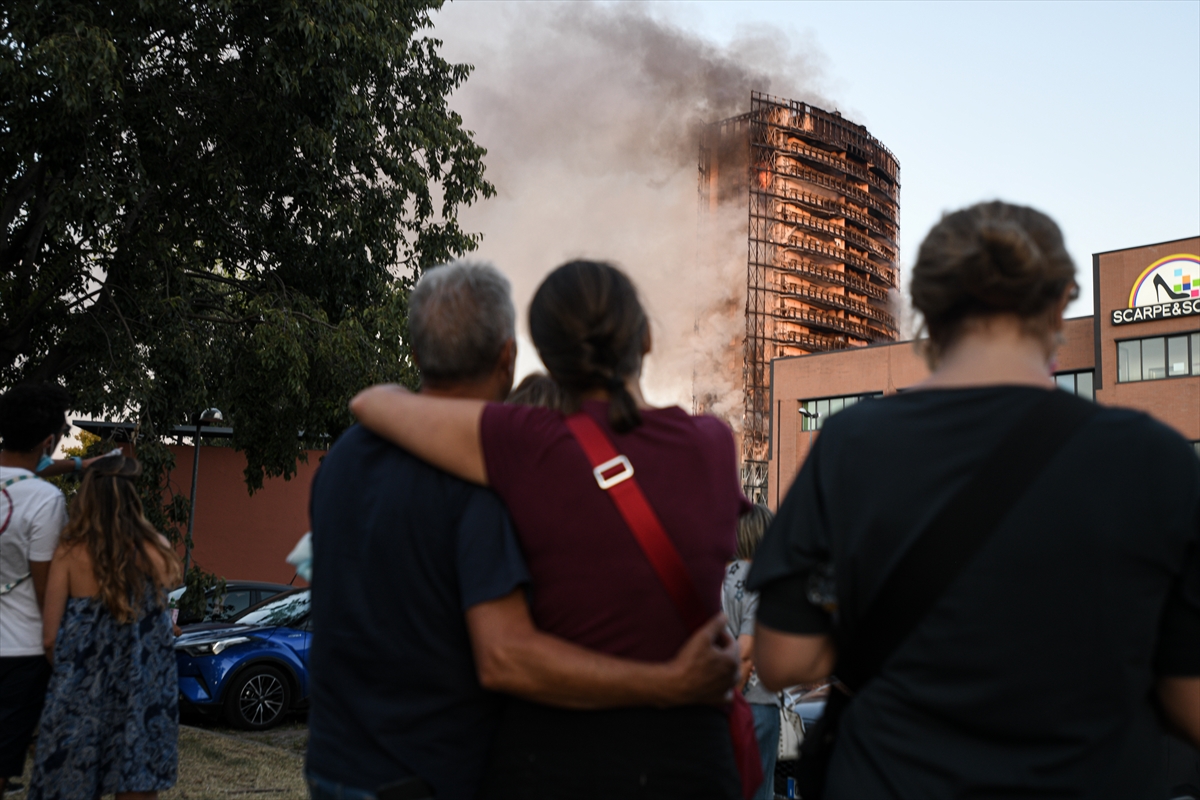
xmin=1111 ymin=254 xmax=1200 ymax=326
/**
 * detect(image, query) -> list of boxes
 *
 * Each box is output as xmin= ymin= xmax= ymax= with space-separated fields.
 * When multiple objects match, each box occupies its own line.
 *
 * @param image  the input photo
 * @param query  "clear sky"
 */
xmin=645 ymin=0 xmax=1200 ymax=318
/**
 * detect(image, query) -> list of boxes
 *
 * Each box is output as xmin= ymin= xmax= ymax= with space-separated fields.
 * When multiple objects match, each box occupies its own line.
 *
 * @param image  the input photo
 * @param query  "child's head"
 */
xmin=0 ymin=382 xmax=70 ymax=454
xmin=506 ymin=372 xmax=564 ymax=411
xmin=735 ymin=504 xmax=774 ymax=562
xmin=62 ymin=454 xmax=181 ymax=622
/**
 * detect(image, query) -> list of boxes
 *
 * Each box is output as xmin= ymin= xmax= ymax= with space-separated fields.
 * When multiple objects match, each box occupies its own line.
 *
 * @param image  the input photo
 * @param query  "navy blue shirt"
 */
xmin=306 ymin=425 xmax=529 ymax=799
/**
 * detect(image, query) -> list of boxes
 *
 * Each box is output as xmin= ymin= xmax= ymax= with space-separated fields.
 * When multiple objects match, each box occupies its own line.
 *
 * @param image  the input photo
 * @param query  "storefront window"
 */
xmin=1117 ymin=333 xmax=1200 ymax=383
xmin=1118 ymin=340 xmax=1141 ymax=383
xmin=1142 ymin=337 xmax=1166 ymax=380
xmin=1054 ymin=371 xmax=1094 ymax=401
xmin=1167 ymin=336 xmax=1189 ymax=377
xmin=800 ymin=392 xmax=882 ymax=431
xmin=1076 ymin=371 xmax=1094 ymax=399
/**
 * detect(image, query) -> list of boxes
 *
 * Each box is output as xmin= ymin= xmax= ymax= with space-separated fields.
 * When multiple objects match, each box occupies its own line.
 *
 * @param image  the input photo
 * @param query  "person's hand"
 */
xmin=662 ymin=614 xmax=740 ymax=707
xmin=84 ymin=448 xmax=123 ymax=469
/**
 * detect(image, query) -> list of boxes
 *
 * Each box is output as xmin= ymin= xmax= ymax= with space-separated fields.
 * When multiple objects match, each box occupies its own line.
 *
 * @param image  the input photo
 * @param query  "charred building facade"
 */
xmin=700 ymin=92 xmax=901 ymax=503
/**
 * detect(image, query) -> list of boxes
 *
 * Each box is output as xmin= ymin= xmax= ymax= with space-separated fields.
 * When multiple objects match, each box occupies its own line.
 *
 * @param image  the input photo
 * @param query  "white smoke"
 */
xmin=432 ymin=2 xmax=833 ymax=423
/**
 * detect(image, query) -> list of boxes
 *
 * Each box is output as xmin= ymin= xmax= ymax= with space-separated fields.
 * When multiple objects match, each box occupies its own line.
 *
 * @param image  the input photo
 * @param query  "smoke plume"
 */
xmin=432 ymin=2 xmax=832 ymax=423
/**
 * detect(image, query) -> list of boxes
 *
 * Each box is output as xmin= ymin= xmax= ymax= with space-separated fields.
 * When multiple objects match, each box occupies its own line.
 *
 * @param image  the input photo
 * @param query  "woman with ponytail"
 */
xmin=29 ymin=455 xmax=182 ymax=800
xmin=352 ymin=260 xmax=748 ymax=798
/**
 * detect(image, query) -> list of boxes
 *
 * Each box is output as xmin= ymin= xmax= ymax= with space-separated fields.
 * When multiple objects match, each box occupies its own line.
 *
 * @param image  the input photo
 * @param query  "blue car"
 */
xmin=174 ymin=588 xmax=312 ymax=729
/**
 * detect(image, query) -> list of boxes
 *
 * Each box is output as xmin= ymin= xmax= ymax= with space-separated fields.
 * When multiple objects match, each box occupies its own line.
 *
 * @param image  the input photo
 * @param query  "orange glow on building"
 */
xmin=700 ymin=92 xmax=901 ymax=502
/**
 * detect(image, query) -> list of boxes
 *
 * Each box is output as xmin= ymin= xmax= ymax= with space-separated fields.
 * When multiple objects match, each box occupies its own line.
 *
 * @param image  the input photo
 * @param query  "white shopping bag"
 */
xmin=287 ymin=532 xmax=313 ymax=582
xmin=778 ymin=694 xmax=804 ymax=760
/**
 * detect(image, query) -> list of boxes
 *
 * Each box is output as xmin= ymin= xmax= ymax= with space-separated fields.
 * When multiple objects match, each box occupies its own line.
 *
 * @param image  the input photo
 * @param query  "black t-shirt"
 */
xmin=306 ymin=425 xmax=530 ymax=799
xmin=749 ymin=386 xmax=1200 ymax=800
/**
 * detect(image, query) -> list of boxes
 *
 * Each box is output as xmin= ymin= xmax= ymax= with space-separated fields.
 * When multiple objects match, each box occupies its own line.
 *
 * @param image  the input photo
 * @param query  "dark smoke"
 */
xmin=433 ymin=2 xmax=833 ymax=413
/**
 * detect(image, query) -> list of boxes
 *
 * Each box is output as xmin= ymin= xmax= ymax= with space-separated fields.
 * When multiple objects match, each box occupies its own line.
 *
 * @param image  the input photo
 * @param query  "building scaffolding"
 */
xmin=700 ymin=92 xmax=901 ymax=503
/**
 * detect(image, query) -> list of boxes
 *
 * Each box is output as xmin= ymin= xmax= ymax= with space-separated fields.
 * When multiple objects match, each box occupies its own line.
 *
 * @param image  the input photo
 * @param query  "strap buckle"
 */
xmin=593 ymin=455 xmax=634 ymax=490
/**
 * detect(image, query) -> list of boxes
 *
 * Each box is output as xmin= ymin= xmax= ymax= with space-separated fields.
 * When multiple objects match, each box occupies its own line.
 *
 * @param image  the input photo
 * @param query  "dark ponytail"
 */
xmin=529 ymin=260 xmax=649 ymax=433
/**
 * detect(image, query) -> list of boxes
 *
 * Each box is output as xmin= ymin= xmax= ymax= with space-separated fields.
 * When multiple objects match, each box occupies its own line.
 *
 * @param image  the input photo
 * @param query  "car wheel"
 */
xmin=224 ymin=665 xmax=291 ymax=730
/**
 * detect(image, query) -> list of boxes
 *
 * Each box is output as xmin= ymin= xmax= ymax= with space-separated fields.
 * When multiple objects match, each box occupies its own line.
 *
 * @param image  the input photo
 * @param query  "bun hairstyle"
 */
xmin=912 ymin=201 xmax=1077 ymax=365
xmin=529 ymin=260 xmax=649 ymax=433
xmin=60 ymin=455 xmax=182 ymax=623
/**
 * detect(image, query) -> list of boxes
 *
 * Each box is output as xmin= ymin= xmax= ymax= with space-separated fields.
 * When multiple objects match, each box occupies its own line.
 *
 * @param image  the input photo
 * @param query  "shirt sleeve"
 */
xmin=746 ymin=430 xmax=835 ymax=636
xmin=699 ymin=414 xmax=754 ymax=518
xmin=1154 ymin=493 xmax=1200 ymax=676
xmin=739 ymin=583 xmax=760 ymax=638
xmin=27 ymin=490 xmax=67 ymax=562
xmin=456 ymin=488 xmax=531 ymax=610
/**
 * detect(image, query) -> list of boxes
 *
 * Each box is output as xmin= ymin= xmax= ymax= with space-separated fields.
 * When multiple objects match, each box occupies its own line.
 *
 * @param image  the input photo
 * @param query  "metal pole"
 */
xmin=184 ymin=419 xmax=201 ymax=577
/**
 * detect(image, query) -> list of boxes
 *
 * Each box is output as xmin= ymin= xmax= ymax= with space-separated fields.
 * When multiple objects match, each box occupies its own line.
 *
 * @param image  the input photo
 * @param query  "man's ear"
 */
xmin=500 ymin=338 xmax=517 ymax=377
xmin=40 ymin=432 xmax=56 ymax=453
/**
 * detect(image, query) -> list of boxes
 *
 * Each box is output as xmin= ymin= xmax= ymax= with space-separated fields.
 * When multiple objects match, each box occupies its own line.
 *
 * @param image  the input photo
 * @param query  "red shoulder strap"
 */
xmin=564 ymin=412 xmax=709 ymax=632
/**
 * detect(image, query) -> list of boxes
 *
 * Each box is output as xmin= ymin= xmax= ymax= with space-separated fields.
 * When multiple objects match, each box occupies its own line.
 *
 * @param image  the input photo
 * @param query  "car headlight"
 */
xmin=176 ymin=636 xmax=253 ymax=657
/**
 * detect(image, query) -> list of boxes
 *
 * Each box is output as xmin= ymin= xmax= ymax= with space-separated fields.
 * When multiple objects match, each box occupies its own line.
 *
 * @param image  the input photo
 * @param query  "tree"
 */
xmin=0 ymin=0 xmax=493 ymax=501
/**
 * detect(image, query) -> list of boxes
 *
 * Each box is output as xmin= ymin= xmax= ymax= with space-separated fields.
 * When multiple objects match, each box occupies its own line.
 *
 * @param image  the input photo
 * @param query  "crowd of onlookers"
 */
xmin=1 ymin=200 xmax=1198 ymax=800
xmin=0 ymin=385 xmax=180 ymax=799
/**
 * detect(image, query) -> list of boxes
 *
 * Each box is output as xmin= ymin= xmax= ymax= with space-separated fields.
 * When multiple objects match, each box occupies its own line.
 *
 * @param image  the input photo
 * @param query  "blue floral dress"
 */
xmin=29 ymin=585 xmax=178 ymax=799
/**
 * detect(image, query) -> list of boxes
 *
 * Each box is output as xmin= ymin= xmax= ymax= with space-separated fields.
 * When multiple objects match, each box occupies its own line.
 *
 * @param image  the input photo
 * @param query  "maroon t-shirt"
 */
xmin=480 ymin=400 xmax=749 ymax=662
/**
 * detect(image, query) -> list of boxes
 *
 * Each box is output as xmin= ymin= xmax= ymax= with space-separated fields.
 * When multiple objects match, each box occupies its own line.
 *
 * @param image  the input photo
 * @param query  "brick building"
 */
xmin=74 ymin=420 xmax=318 ymax=586
xmin=767 ymin=236 xmax=1200 ymax=508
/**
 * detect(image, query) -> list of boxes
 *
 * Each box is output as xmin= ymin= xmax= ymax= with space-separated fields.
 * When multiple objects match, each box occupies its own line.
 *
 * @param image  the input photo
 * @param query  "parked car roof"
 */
xmin=230 ymin=588 xmax=310 ymax=625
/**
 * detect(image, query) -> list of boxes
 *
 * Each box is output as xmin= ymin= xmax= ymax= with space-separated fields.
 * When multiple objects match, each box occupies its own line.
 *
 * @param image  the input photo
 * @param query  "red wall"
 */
xmin=165 ymin=445 xmax=322 ymax=586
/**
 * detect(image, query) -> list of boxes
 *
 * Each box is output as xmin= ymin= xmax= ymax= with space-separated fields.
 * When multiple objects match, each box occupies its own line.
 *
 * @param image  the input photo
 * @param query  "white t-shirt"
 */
xmin=0 ymin=466 xmax=68 ymax=656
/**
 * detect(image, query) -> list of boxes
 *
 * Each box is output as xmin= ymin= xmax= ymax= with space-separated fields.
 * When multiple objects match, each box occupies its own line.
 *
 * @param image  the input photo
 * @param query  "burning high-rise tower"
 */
xmin=699 ymin=92 xmax=901 ymax=503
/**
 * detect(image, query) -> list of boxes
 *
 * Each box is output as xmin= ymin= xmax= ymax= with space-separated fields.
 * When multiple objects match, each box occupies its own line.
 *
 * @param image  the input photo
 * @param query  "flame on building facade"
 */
xmin=699 ymin=92 xmax=901 ymax=503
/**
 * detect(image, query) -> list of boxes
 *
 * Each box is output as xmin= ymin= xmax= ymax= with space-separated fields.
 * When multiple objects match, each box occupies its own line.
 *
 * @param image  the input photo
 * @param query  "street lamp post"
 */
xmin=184 ymin=408 xmax=223 ymax=577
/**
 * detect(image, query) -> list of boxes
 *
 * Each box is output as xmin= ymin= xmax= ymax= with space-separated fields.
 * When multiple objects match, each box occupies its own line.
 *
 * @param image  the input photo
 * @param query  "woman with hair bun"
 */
xmin=748 ymin=201 xmax=1200 ymax=798
xmin=353 ymin=260 xmax=747 ymax=798
xmin=29 ymin=455 xmax=182 ymax=800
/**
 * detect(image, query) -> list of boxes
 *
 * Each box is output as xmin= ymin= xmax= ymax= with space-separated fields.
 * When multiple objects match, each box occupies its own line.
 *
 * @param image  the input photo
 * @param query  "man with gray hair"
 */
xmin=306 ymin=261 xmax=738 ymax=800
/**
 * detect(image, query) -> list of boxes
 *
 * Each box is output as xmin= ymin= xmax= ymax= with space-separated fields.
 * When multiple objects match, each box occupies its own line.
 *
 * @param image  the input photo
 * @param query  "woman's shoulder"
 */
xmin=54 ymin=539 xmax=90 ymax=563
xmin=1086 ymin=404 xmax=1200 ymax=471
xmin=672 ymin=408 xmax=733 ymax=436
xmin=483 ymin=401 xmax=563 ymax=432
xmin=665 ymin=409 xmax=737 ymax=454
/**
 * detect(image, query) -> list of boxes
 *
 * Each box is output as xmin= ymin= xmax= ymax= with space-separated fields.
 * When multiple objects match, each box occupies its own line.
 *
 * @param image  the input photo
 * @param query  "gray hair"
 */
xmin=408 ymin=260 xmax=516 ymax=384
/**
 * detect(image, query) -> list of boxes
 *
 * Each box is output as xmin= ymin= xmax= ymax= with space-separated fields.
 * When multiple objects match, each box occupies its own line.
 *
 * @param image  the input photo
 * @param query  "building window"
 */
xmin=1054 ymin=370 xmax=1094 ymax=401
xmin=1117 ymin=332 xmax=1200 ymax=383
xmin=799 ymin=392 xmax=882 ymax=431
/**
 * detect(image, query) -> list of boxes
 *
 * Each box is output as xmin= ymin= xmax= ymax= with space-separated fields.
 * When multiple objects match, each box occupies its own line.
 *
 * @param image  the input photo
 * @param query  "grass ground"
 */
xmin=10 ymin=716 xmax=309 ymax=800
xmin=164 ymin=724 xmax=307 ymax=800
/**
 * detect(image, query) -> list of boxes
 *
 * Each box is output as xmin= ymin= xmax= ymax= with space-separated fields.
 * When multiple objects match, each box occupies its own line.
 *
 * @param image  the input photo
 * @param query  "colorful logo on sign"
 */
xmin=1128 ymin=254 xmax=1200 ymax=306
xmin=1112 ymin=253 xmax=1200 ymax=326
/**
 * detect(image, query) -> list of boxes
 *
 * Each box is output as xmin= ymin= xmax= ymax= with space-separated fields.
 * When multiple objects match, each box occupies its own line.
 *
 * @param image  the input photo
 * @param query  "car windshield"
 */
xmin=232 ymin=589 xmax=310 ymax=628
